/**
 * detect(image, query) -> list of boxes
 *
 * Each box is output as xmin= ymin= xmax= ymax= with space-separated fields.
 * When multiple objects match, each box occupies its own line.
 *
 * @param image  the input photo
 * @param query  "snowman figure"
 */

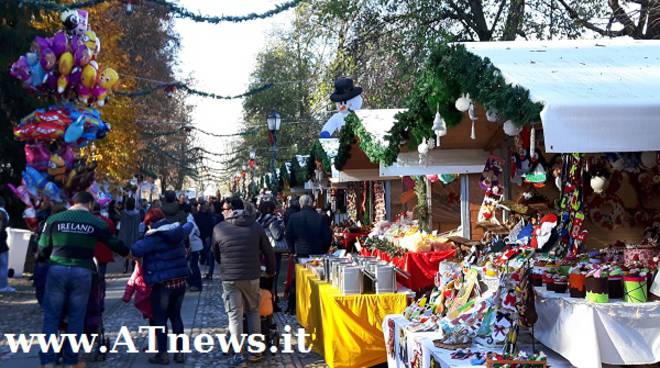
xmin=320 ymin=77 xmax=363 ymax=138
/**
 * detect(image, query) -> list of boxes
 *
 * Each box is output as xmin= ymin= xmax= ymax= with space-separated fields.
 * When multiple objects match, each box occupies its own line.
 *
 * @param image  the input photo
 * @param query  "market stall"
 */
xmin=369 ymin=39 xmax=660 ymax=368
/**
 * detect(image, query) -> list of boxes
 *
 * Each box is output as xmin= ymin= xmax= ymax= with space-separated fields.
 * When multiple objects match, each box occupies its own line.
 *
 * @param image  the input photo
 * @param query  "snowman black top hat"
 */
xmin=330 ymin=77 xmax=363 ymax=102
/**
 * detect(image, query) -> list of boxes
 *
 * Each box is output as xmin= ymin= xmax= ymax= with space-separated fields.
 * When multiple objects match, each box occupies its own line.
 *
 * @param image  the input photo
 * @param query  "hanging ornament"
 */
xmin=468 ymin=103 xmax=477 ymax=140
xmin=432 ymin=106 xmax=447 ymax=147
xmin=590 ymin=175 xmax=608 ymax=194
xmin=640 ymin=152 xmax=657 ymax=170
xmin=503 ymin=120 xmax=523 ymax=136
xmin=418 ymin=138 xmax=429 ymax=165
xmin=455 ymin=93 xmax=471 ymax=112
xmin=486 ymin=109 xmax=499 ymax=123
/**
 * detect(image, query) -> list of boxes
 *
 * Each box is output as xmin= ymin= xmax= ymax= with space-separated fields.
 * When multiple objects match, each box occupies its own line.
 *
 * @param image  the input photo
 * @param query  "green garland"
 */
xmin=381 ymin=43 xmax=543 ymax=165
xmin=18 ymin=0 xmax=304 ymax=23
xmin=117 ymin=82 xmax=273 ymax=100
xmin=306 ymin=140 xmax=332 ymax=179
xmin=333 ymin=111 xmax=389 ymax=171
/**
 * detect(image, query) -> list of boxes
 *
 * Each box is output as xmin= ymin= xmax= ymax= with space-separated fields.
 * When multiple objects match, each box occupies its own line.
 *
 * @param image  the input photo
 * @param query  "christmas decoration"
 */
xmin=320 ymin=77 xmax=363 ymax=137
xmin=503 ymin=120 xmax=523 ymax=136
xmin=374 ymin=181 xmax=386 ymax=223
xmin=431 ymin=106 xmax=447 ymax=147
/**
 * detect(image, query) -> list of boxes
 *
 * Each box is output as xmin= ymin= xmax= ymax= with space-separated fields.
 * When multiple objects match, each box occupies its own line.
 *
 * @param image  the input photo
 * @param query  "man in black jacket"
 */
xmin=285 ymin=195 xmax=332 ymax=258
xmin=212 ymin=199 xmax=275 ymax=365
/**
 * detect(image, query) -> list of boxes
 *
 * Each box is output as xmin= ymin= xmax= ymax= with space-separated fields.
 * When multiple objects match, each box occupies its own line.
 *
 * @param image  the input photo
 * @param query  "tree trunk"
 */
xmin=646 ymin=0 xmax=660 ymax=38
xmin=502 ymin=0 xmax=525 ymax=40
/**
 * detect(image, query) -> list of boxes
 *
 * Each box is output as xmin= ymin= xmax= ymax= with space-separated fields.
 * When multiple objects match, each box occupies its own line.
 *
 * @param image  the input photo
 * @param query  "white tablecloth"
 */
xmin=534 ymin=287 xmax=660 ymax=368
xmin=383 ymin=314 xmax=570 ymax=368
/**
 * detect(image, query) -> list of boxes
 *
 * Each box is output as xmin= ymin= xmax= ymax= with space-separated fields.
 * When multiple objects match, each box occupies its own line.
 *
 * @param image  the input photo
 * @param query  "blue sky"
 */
xmin=174 ymin=1 xmax=292 ymax=160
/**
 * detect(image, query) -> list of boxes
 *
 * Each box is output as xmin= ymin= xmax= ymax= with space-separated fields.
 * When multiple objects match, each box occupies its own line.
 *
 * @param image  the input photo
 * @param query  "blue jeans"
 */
xmin=40 ymin=265 xmax=92 ymax=365
xmin=0 ymin=251 xmax=8 ymax=289
xmin=188 ymin=251 xmax=202 ymax=289
xmin=150 ymin=283 xmax=186 ymax=353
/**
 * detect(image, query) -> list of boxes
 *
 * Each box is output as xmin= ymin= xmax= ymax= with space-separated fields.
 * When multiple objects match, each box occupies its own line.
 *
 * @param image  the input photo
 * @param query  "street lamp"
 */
xmin=267 ymin=110 xmax=281 ymax=192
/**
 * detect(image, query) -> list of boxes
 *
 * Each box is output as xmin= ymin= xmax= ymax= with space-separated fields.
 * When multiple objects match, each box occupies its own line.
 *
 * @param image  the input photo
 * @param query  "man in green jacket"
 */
xmin=38 ymin=191 xmax=129 ymax=368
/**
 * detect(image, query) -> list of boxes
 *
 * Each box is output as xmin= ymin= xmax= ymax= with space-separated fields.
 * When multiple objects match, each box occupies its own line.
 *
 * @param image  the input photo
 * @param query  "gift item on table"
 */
xmin=624 ymin=244 xmax=659 ymax=268
xmin=623 ymin=275 xmax=648 ymax=303
xmin=585 ymin=274 xmax=609 ymax=303
xmin=569 ymin=271 xmax=586 ymax=298
xmin=553 ymin=275 xmax=568 ymax=293
xmin=608 ymin=267 xmax=624 ymax=299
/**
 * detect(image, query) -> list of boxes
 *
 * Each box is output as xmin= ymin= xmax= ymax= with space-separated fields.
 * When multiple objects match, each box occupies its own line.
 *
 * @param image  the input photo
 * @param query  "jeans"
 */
xmin=0 ymin=251 xmax=8 ymax=289
xmin=188 ymin=251 xmax=202 ymax=289
xmin=150 ymin=283 xmax=186 ymax=353
xmin=205 ymin=239 xmax=215 ymax=277
xmin=40 ymin=265 xmax=92 ymax=365
xmin=222 ymin=279 xmax=260 ymax=353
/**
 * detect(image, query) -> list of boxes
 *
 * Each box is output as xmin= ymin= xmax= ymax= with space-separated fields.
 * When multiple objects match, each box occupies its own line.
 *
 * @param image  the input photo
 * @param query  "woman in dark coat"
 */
xmin=131 ymin=208 xmax=193 ymax=364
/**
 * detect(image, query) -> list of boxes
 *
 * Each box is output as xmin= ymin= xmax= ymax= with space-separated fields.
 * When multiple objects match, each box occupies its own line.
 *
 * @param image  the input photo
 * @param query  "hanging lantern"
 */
xmin=503 ymin=120 xmax=523 ymax=136
xmin=455 ymin=93 xmax=471 ymax=112
xmin=486 ymin=109 xmax=499 ymax=123
xmin=432 ymin=108 xmax=447 ymax=147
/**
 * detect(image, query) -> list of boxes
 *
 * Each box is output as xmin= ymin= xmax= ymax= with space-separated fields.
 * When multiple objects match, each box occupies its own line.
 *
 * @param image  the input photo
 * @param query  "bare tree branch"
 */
xmin=490 ymin=0 xmax=508 ymax=34
xmin=609 ymin=0 xmax=639 ymax=35
xmin=556 ymin=0 xmax=627 ymax=36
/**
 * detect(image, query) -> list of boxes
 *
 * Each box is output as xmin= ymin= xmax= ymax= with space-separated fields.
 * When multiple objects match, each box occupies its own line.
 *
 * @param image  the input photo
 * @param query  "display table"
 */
xmin=534 ymin=287 xmax=660 ymax=368
xmin=296 ymin=265 xmax=407 ymax=368
xmin=383 ymin=315 xmax=570 ymax=368
xmin=360 ymin=248 xmax=456 ymax=291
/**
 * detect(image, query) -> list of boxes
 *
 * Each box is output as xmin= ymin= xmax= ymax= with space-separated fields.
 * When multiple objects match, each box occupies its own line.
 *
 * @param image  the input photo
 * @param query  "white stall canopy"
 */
xmin=355 ymin=109 xmax=405 ymax=146
xmin=464 ymin=39 xmax=660 ymax=153
xmin=380 ymin=149 xmax=489 ymax=177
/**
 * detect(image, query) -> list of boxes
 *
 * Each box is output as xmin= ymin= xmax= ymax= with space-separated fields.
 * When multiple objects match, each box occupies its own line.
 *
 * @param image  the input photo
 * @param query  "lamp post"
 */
xmin=267 ymin=110 xmax=281 ymax=193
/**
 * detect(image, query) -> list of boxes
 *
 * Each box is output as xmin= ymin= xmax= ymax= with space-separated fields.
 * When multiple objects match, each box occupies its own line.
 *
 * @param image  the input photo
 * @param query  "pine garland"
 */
xmin=117 ymin=82 xmax=273 ymax=100
xmin=333 ymin=111 xmax=389 ymax=171
xmin=381 ymin=43 xmax=543 ymax=165
xmin=306 ymin=140 xmax=332 ymax=178
xmin=18 ymin=0 xmax=304 ymax=23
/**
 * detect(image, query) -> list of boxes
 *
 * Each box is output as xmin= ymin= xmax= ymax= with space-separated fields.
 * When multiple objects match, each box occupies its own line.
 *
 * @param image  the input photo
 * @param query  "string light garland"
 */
xmin=116 ymin=82 xmax=273 ymax=100
xmin=18 ymin=0 xmax=304 ymax=24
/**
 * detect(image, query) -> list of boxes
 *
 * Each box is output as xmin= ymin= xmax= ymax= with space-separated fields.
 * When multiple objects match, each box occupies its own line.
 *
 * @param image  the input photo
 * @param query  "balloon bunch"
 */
xmin=10 ymin=10 xmax=119 ymax=107
xmin=8 ymin=11 xmax=117 ymax=230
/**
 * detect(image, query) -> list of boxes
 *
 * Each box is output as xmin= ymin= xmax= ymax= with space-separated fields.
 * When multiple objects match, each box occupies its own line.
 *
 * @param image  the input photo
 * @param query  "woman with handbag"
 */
xmin=257 ymin=200 xmax=287 ymax=311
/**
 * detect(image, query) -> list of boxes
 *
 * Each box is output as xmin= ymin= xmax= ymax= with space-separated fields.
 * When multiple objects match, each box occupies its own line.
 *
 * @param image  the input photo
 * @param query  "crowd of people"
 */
xmin=0 ymin=190 xmax=334 ymax=368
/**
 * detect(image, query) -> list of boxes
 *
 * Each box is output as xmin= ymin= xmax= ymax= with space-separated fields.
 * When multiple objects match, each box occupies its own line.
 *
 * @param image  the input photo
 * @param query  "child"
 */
xmin=122 ymin=260 xmax=153 ymax=321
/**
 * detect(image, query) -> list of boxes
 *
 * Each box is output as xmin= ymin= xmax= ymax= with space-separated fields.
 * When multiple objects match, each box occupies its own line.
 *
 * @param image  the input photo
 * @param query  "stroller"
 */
xmin=84 ymin=271 xmax=110 ymax=361
xmin=243 ymin=275 xmax=280 ymax=352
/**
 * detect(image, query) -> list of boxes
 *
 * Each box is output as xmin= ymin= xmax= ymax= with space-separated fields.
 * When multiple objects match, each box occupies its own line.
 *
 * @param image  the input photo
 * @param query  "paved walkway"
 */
xmin=0 ymin=263 xmax=327 ymax=367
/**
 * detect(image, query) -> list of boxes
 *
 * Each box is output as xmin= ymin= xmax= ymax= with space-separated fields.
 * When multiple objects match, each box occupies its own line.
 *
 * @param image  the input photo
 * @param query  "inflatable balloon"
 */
xmin=57 ymin=51 xmax=74 ymax=93
xmin=51 ymin=31 xmax=69 ymax=57
xmin=43 ymin=181 xmax=63 ymax=202
xmin=10 ymin=55 xmax=31 ymax=86
xmin=7 ymin=184 xmax=33 ymax=207
xmin=24 ymin=143 xmax=51 ymax=171
xmin=48 ymin=153 xmax=67 ymax=183
xmin=23 ymin=165 xmax=48 ymax=191
xmin=64 ymin=115 xmax=85 ymax=143
xmin=26 ymin=53 xmax=46 ymax=88
xmin=23 ymin=207 xmax=39 ymax=231
xmin=59 ymin=144 xmax=75 ymax=169
xmin=40 ymin=47 xmax=57 ymax=71
xmin=61 ymin=10 xmax=80 ymax=34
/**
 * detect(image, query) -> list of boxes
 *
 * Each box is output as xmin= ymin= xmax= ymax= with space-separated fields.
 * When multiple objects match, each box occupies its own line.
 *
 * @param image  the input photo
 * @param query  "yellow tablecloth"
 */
xmin=296 ymin=265 xmax=407 ymax=368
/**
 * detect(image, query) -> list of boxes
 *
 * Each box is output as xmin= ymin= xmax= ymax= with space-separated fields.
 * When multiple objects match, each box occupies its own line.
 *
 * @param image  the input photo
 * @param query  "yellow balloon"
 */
xmin=98 ymin=67 xmax=119 ymax=89
xmin=81 ymin=64 xmax=97 ymax=88
xmin=58 ymin=52 xmax=74 ymax=75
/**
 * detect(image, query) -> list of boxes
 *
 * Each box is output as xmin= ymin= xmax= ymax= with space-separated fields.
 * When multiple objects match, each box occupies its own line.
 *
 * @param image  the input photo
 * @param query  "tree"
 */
xmin=558 ymin=0 xmax=660 ymax=39
xmin=236 ymin=5 xmax=328 ymax=180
